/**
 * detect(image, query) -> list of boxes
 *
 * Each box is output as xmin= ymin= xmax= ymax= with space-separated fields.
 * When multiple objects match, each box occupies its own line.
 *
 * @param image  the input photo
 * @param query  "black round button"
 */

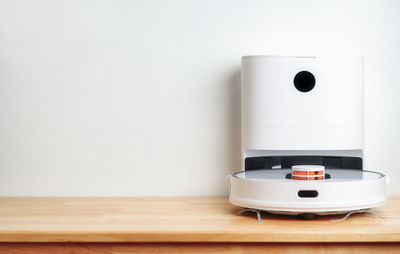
xmin=294 ymin=71 xmax=315 ymax=92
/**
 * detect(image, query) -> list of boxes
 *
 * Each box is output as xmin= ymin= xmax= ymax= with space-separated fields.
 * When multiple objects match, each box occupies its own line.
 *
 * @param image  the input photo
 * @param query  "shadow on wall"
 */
xmin=227 ymin=68 xmax=242 ymax=175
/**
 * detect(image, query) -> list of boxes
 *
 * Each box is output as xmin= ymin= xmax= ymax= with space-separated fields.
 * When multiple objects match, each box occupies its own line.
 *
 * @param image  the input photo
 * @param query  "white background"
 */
xmin=0 ymin=0 xmax=399 ymax=196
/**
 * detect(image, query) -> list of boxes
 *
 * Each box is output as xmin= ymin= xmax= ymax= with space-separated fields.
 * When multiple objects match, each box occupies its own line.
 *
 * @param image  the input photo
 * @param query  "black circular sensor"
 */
xmin=294 ymin=71 xmax=315 ymax=92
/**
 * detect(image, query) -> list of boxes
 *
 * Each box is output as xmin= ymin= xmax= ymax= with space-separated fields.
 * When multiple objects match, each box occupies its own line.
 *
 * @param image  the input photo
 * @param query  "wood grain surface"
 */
xmin=0 ymin=197 xmax=399 ymax=243
xmin=1 ymin=243 xmax=400 ymax=254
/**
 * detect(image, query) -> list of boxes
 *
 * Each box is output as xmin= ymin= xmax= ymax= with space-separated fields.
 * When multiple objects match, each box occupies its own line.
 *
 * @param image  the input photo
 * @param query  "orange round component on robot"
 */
xmin=309 ymin=170 xmax=324 ymax=176
xmin=293 ymin=176 xmax=308 ymax=180
xmin=292 ymin=170 xmax=308 ymax=176
xmin=312 ymin=176 xmax=324 ymax=180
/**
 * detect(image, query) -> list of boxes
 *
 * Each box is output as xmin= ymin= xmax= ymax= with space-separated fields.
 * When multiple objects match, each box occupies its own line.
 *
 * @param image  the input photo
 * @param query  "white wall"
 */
xmin=0 ymin=0 xmax=399 ymax=196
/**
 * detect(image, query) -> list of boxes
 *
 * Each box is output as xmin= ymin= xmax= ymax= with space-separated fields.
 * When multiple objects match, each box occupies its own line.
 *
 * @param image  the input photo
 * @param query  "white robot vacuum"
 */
xmin=229 ymin=56 xmax=387 ymax=218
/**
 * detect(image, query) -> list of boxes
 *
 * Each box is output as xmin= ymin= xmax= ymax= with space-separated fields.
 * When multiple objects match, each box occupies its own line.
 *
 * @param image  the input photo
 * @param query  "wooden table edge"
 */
xmin=1 ymin=232 xmax=399 ymax=243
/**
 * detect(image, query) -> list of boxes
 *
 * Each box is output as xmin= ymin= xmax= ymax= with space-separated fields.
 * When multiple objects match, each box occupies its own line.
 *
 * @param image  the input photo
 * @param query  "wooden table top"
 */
xmin=0 ymin=197 xmax=399 ymax=243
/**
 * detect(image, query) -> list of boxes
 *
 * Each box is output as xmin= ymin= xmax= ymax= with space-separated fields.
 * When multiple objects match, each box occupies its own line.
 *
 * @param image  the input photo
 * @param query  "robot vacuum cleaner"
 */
xmin=229 ymin=56 xmax=388 ymax=217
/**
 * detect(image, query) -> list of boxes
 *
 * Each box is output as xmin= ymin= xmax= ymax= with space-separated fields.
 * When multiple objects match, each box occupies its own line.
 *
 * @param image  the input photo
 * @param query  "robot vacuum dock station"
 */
xmin=229 ymin=56 xmax=387 ymax=217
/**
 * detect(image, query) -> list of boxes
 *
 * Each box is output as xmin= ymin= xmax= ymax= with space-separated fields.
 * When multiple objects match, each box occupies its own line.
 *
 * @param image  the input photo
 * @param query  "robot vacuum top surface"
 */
xmin=232 ymin=169 xmax=385 ymax=183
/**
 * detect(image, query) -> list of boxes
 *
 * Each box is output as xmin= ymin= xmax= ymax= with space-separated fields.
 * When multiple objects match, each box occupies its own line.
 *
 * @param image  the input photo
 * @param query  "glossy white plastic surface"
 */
xmin=229 ymin=169 xmax=386 ymax=214
xmin=230 ymin=55 xmax=387 ymax=215
xmin=241 ymin=56 xmax=364 ymax=152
